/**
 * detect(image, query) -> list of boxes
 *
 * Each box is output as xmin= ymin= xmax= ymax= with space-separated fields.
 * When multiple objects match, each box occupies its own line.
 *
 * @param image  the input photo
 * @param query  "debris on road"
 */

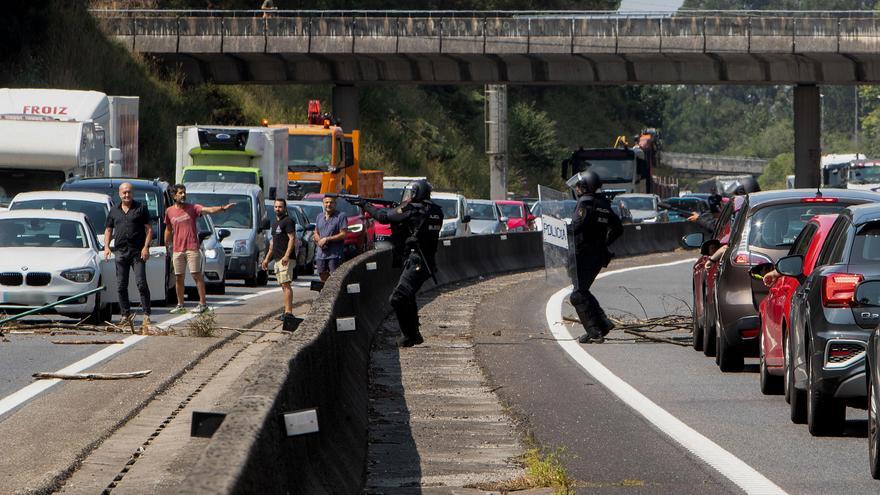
xmin=50 ymin=340 xmax=125 ymax=345
xmin=32 ymin=370 xmax=153 ymax=380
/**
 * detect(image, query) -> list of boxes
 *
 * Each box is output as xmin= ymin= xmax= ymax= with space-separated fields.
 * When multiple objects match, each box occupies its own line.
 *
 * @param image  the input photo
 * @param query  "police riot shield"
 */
xmin=538 ymin=185 xmax=577 ymax=288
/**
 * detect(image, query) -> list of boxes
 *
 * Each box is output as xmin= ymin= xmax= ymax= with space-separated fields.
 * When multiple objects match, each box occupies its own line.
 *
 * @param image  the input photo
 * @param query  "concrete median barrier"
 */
xmin=178 ymin=227 xmax=692 ymax=493
xmin=611 ymin=221 xmax=702 ymax=258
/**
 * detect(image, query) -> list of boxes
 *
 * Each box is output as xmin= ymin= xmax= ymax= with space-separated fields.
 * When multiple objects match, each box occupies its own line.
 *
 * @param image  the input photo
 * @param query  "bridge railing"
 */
xmin=91 ymin=10 xmax=880 ymax=55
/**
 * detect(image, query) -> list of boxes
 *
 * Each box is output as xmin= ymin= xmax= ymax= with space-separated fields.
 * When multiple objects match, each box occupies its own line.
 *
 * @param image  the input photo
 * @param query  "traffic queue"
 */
xmin=682 ymin=186 xmax=880 ymax=479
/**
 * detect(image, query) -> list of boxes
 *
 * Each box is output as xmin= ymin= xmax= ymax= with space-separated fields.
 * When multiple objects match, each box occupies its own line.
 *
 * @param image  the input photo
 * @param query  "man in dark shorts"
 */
xmin=262 ymin=198 xmax=300 ymax=321
xmin=104 ymin=182 xmax=153 ymax=331
xmin=312 ymin=195 xmax=347 ymax=282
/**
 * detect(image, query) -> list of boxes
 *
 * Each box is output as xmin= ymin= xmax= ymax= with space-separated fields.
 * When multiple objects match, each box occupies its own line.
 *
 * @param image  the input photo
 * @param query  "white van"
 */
xmin=431 ymin=192 xmax=471 ymax=238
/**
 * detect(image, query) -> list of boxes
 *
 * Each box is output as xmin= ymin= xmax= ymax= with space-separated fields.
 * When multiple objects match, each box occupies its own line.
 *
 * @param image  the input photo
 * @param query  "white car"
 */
xmin=8 ymin=191 xmax=113 ymax=245
xmin=0 ymin=210 xmax=113 ymax=323
xmin=432 ymin=192 xmax=471 ymax=238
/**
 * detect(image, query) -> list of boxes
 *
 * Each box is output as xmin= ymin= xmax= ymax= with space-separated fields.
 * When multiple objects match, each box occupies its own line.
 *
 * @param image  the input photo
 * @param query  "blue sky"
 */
xmin=618 ymin=0 xmax=685 ymax=11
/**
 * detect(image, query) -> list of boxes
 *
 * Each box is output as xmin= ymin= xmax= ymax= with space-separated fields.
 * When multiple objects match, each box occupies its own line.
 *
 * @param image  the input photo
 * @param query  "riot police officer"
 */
xmin=567 ymin=170 xmax=623 ymax=344
xmin=353 ymin=180 xmax=444 ymax=347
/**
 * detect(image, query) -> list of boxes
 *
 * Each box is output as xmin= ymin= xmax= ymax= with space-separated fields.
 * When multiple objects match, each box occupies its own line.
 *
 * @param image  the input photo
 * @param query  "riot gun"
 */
xmin=326 ymin=193 xmax=398 ymax=208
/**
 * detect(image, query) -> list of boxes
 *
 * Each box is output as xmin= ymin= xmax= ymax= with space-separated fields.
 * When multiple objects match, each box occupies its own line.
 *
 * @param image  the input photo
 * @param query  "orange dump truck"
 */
xmin=267 ymin=101 xmax=383 ymax=200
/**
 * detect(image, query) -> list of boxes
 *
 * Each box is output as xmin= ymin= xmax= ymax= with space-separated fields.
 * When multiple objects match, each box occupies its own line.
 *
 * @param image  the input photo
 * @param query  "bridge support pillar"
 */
xmin=794 ymin=84 xmax=821 ymax=189
xmin=332 ymin=85 xmax=360 ymax=131
xmin=485 ymin=84 xmax=508 ymax=201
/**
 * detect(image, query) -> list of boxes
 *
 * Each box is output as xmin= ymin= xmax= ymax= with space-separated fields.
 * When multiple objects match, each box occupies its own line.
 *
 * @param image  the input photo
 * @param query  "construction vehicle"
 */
xmin=561 ymin=129 xmax=662 ymax=198
xmin=175 ymin=125 xmax=288 ymax=201
xmin=0 ymin=88 xmax=139 ymax=206
xmin=267 ymin=100 xmax=383 ymax=200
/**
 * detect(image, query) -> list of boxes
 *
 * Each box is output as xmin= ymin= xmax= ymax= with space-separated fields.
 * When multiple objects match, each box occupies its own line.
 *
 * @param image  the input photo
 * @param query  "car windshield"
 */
xmin=434 ymin=198 xmax=459 ymax=219
xmin=469 ymin=203 xmax=497 ymax=220
xmin=289 ymin=135 xmax=332 ymax=171
xmin=10 ymin=199 xmax=108 ymax=235
xmin=620 ymin=197 xmax=655 ymax=211
xmin=183 ymin=169 xmax=257 ymax=185
xmin=0 ymin=218 xmax=87 ymax=248
xmin=499 ymin=204 xmax=523 ymax=218
xmin=197 ymin=215 xmax=212 ymax=234
xmin=849 ymin=166 xmax=880 ymax=184
xmin=188 ymin=194 xmax=253 ymax=229
xmin=665 ymin=198 xmax=702 ymax=212
xmin=303 ymin=197 xmax=359 ymax=217
xmin=295 ymin=202 xmax=324 ymax=224
xmin=748 ymin=203 xmax=847 ymax=249
xmin=580 ymin=159 xmax=634 ymax=182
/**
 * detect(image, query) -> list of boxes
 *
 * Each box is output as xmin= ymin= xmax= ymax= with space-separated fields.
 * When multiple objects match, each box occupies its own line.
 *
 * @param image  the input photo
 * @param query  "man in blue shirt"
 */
xmin=313 ymin=196 xmax=347 ymax=281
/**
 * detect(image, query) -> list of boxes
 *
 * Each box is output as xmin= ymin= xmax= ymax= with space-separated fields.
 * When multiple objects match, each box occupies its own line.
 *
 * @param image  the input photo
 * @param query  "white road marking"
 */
xmin=547 ymin=258 xmax=788 ymax=495
xmin=0 ymin=287 xmax=283 ymax=418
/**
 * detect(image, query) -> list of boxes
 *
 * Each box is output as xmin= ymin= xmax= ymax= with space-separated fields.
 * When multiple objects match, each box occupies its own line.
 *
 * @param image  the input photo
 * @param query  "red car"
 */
xmin=495 ymin=200 xmax=536 ymax=232
xmin=758 ymin=214 xmax=837 ymax=395
xmin=304 ymin=193 xmax=375 ymax=260
xmin=685 ymin=196 xmax=746 ymax=357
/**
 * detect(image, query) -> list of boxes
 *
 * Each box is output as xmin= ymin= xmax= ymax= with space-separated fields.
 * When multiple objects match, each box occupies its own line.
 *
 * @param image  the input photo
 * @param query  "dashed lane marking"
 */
xmin=546 ymin=258 xmax=788 ymax=495
xmin=0 ymin=287 xmax=282 ymax=418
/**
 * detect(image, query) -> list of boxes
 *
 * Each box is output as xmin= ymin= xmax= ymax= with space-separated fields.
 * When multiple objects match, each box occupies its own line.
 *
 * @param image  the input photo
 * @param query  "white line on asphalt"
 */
xmin=0 ymin=287 xmax=283 ymax=418
xmin=546 ymin=258 xmax=788 ymax=495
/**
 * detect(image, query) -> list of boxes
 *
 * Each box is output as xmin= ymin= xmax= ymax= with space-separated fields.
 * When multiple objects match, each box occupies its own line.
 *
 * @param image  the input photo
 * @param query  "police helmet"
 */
xmin=565 ymin=170 xmax=602 ymax=195
xmin=403 ymin=179 xmax=432 ymax=202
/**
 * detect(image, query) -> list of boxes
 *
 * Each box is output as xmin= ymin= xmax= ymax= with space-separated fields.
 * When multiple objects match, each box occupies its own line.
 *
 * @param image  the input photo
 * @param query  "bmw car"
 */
xmin=0 ymin=210 xmax=113 ymax=323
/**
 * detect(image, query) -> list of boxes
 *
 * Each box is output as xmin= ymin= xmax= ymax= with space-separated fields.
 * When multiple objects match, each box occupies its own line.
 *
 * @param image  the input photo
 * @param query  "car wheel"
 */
xmin=788 ymin=329 xmax=807 ymax=424
xmin=760 ymin=337 xmax=783 ymax=395
xmin=703 ymin=310 xmax=717 ymax=358
xmin=206 ymin=280 xmax=225 ymax=295
xmin=718 ymin=333 xmax=744 ymax=372
xmin=244 ymin=275 xmax=257 ymax=287
xmin=783 ymin=327 xmax=791 ymax=404
xmin=869 ymin=376 xmax=880 ymax=479
xmin=692 ymin=286 xmax=703 ymax=351
xmin=806 ymin=347 xmax=845 ymax=436
xmin=256 ymin=269 xmax=269 ymax=286
xmin=86 ymin=291 xmax=105 ymax=325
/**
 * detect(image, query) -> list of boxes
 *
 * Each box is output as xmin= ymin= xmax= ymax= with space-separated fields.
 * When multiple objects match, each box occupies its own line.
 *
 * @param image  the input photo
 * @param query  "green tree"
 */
xmin=758 ymin=152 xmax=793 ymax=190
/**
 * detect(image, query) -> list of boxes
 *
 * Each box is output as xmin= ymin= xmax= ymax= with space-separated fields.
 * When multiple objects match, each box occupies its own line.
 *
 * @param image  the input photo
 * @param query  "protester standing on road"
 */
xmin=313 ymin=196 xmax=347 ymax=282
xmin=104 ymin=182 xmax=153 ymax=330
xmin=567 ymin=170 xmax=623 ymax=344
xmin=351 ymin=180 xmax=444 ymax=347
xmin=164 ymin=184 xmax=234 ymax=314
xmin=262 ymin=198 xmax=301 ymax=322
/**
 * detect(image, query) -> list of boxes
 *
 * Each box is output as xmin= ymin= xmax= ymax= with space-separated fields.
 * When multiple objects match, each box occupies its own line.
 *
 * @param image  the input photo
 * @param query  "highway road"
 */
xmin=473 ymin=252 xmax=877 ymax=495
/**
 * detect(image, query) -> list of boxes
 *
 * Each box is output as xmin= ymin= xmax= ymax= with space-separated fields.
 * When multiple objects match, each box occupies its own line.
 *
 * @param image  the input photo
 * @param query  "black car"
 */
xmin=707 ymin=189 xmax=879 ymax=373
xmin=61 ymin=177 xmax=178 ymax=301
xmin=780 ymin=202 xmax=880 ymax=435
xmin=858 ymin=280 xmax=880 ymax=478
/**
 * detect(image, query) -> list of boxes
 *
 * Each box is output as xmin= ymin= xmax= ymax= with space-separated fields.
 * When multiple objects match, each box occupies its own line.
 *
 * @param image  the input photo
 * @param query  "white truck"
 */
xmin=0 ymin=88 xmax=139 ymax=206
xmin=175 ymin=126 xmax=288 ymax=200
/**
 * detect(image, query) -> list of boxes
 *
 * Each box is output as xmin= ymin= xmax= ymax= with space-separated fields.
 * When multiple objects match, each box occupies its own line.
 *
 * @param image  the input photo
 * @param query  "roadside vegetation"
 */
xmin=469 ymin=445 xmax=576 ymax=494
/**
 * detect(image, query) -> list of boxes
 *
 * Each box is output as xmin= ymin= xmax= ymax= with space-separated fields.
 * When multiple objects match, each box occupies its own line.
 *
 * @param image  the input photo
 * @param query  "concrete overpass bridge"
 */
xmin=662 ymin=152 xmax=769 ymax=176
xmin=92 ymin=9 xmax=880 ymax=187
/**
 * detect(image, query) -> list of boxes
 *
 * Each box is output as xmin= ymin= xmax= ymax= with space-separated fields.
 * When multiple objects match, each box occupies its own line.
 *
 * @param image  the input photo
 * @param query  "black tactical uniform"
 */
xmin=567 ymin=171 xmax=623 ymax=344
xmin=357 ymin=180 xmax=444 ymax=347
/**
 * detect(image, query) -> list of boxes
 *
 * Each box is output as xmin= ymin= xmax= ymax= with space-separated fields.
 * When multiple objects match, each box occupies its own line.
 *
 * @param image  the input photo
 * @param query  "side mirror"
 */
xmin=217 ymin=228 xmax=231 ymax=241
xmin=499 ymin=216 xmax=509 ymax=223
xmin=749 ymin=262 xmax=775 ymax=281
xmin=776 ymin=255 xmax=804 ymax=278
xmin=700 ymin=239 xmax=721 ymax=256
xmin=681 ymin=232 xmax=704 ymax=249
xmin=854 ymin=280 xmax=880 ymax=307
xmin=462 ymin=215 xmax=471 ymax=224
xmin=260 ymin=217 xmax=270 ymax=230
xmin=198 ymin=231 xmax=213 ymax=242
xmin=527 ymin=214 xmax=536 ymax=222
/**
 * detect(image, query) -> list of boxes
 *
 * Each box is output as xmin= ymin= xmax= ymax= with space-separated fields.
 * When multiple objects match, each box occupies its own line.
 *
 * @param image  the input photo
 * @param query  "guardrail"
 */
xmin=91 ymin=10 xmax=880 ymax=56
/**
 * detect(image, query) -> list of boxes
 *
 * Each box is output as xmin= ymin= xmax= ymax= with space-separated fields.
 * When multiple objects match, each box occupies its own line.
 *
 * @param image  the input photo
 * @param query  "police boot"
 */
xmin=598 ymin=311 xmax=616 ymax=337
xmin=397 ymin=332 xmax=425 ymax=348
xmin=577 ymin=320 xmax=605 ymax=344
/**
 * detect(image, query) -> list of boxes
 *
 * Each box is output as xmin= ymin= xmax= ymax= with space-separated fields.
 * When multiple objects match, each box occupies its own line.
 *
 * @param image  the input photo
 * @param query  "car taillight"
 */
xmin=739 ymin=328 xmax=759 ymax=339
xmin=802 ymin=197 xmax=838 ymax=203
xmin=824 ymin=340 xmax=866 ymax=369
xmin=822 ymin=273 xmax=863 ymax=307
xmin=731 ymin=251 xmax=772 ymax=266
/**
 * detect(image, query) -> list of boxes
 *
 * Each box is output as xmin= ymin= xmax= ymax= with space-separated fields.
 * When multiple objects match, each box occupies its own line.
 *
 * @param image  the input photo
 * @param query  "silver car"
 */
xmin=467 ymin=199 xmax=509 ymax=235
xmin=616 ymin=193 xmax=669 ymax=224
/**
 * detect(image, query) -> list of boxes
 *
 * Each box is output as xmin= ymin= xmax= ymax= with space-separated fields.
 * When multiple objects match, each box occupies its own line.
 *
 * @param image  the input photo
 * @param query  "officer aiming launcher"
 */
xmin=335 ymin=181 xmax=444 ymax=347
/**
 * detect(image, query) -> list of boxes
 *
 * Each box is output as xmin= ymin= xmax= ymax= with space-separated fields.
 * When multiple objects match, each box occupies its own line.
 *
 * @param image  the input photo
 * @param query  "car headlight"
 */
xmin=61 ymin=267 xmax=95 ymax=283
xmin=204 ymin=248 xmax=218 ymax=259
xmin=347 ymin=223 xmax=363 ymax=233
xmin=232 ymin=239 xmax=251 ymax=255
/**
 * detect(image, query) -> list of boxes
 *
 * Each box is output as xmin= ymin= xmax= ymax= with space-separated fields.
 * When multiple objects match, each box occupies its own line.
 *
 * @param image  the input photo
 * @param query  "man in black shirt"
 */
xmin=262 ymin=198 xmax=300 ymax=322
xmin=104 ymin=182 xmax=153 ymax=330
